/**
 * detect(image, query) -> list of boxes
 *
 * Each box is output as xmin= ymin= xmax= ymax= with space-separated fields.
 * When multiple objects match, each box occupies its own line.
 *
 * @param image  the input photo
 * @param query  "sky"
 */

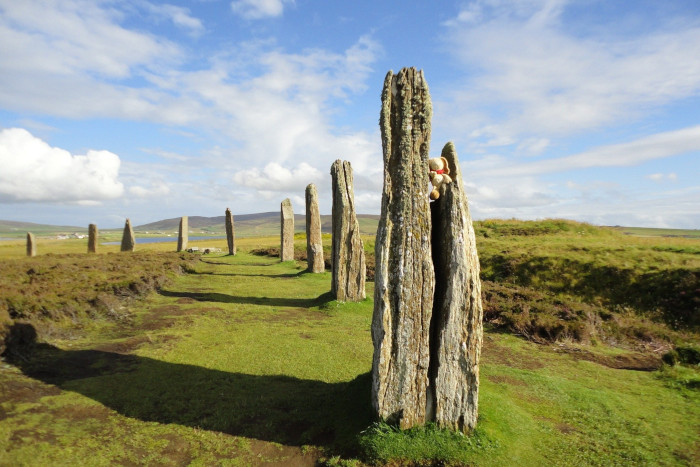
xmin=1 ymin=0 xmax=699 ymax=229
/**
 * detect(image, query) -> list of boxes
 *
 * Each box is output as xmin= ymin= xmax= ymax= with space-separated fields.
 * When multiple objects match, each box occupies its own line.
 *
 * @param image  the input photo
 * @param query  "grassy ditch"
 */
xmin=251 ymin=221 xmax=699 ymax=351
xmin=0 ymin=251 xmax=198 ymax=354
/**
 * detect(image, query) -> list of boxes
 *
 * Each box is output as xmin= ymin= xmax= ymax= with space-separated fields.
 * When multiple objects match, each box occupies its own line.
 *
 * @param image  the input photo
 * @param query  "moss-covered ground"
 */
xmin=0 ymin=228 xmax=698 ymax=465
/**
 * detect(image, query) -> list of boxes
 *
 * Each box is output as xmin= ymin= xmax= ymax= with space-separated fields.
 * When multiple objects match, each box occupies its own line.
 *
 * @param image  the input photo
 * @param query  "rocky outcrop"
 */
xmin=26 ymin=232 xmax=36 ymax=257
xmin=280 ymin=198 xmax=294 ymax=262
xmin=177 ymin=216 xmax=188 ymax=252
xmin=306 ymin=184 xmax=324 ymax=273
xmin=88 ymin=224 xmax=98 ymax=253
xmin=371 ymin=68 xmax=435 ymax=428
xmin=120 ymin=219 xmax=135 ymax=252
xmin=225 ymin=208 xmax=236 ymax=255
xmin=429 ymin=142 xmax=483 ymax=432
xmin=330 ymin=160 xmax=366 ymax=301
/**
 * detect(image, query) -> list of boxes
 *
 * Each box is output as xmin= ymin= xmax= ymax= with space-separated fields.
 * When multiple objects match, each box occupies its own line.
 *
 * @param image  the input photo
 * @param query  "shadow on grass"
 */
xmin=190 ymin=270 xmax=311 ymax=279
xmin=8 ymin=339 xmax=372 ymax=454
xmin=159 ymin=290 xmax=335 ymax=308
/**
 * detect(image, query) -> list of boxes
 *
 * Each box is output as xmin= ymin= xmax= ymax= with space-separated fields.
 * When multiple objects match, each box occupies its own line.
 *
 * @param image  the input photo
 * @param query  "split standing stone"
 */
xmin=120 ymin=219 xmax=135 ymax=252
xmin=429 ymin=142 xmax=483 ymax=432
xmin=88 ymin=224 xmax=98 ymax=253
xmin=26 ymin=232 xmax=36 ymax=257
xmin=330 ymin=159 xmax=366 ymax=301
xmin=305 ymin=184 xmax=324 ymax=273
xmin=177 ymin=216 xmax=188 ymax=252
xmin=280 ymin=198 xmax=294 ymax=262
xmin=225 ymin=208 xmax=236 ymax=255
xmin=371 ymin=68 xmax=435 ymax=428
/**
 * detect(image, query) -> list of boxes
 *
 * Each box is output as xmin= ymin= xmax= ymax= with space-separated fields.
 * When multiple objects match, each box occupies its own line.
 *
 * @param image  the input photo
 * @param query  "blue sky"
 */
xmin=0 ymin=0 xmax=699 ymax=229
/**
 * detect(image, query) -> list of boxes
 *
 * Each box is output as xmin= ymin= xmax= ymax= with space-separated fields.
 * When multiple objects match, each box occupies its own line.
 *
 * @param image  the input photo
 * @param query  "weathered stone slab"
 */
xmin=88 ymin=224 xmax=98 ymax=253
xmin=331 ymin=160 xmax=366 ymax=301
xmin=26 ymin=232 xmax=36 ymax=257
xmin=177 ymin=216 xmax=188 ymax=252
xmin=225 ymin=208 xmax=236 ymax=255
xmin=280 ymin=198 xmax=294 ymax=262
xmin=120 ymin=219 xmax=135 ymax=252
xmin=305 ymin=184 xmax=324 ymax=273
xmin=371 ymin=68 xmax=435 ymax=428
xmin=429 ymin=142 xmax=483 ymax=432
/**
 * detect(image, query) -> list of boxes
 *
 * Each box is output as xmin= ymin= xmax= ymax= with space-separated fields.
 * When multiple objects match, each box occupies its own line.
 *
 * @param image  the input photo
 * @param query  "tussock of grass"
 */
xmin=358 ymin=422 xmax=498 ymax=465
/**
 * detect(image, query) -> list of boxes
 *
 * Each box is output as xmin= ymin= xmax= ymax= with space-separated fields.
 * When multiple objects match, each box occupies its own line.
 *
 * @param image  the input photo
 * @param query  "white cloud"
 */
xmin=0 ymin=0 xmax=382 ymax=169
xmin=0 ymin=128 xmax=124 ymax=203
xmin=0 ymin=0 xmax=181 ymax=79
xmin=441 ymin=0 xmax=700 ymax=146
xmin=231 ymin=0 xmax=293 ymax=19
xmin=146 ymin=3 xmax=204 ymax=35
xmin=234 ymin=162 xmax=322 ymax=191
xmin=478 ymin=125 xmax=700 ymax=177
xmin=647 ymin=172 xmax=678 ymax=182
xmin=129 ymin=182 xmax=171 ymax=198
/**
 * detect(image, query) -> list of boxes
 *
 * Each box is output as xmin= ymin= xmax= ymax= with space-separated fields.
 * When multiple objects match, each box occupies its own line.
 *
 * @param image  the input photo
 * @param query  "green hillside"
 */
xmin=0 ymin=220 xmax=85 ymax=238
xmin=135 ymin=212 xmax=380 ymax=237
xmin=0 ymin=227 xmax=698 ymax=465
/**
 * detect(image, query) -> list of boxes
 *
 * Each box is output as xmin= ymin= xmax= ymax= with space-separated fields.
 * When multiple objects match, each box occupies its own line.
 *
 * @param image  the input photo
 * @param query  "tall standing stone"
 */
xmin=330 ymin=160 xmax=366 ymax=302
xmin=305 ymin=184 xmax=324 ymax=273
xmin=280 ymin=198 xmax=294 ymax=262
xmin=26 ymin=232 xmax=36 ymax=257
xmin=88 ymin=224 xmax=98 ymax=253
xmin=225 ymin=208 xmax=236 ymax=255
xmin=371 ymin=68 xmax=435 ymax=428
xmin=429 ymin=142 xmax=483 ymax=432
xmin=177 ymin=216 xmax=188 ymax=252
xmin=120 ymin=219 xmax=135 ymax=252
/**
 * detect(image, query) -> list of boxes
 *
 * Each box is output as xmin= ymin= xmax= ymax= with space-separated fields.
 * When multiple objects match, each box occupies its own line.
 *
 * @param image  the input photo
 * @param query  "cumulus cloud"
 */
xmin=234 ymin=162 xmax=322 ymax=191
xmin=231 ymin=0 xmax=293 ymax=19
xmin=0 ymin=128 xmax=124 ymax=203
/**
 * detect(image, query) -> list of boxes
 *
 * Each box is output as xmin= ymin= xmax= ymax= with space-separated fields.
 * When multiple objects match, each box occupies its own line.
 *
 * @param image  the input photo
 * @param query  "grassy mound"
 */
xmin=0 ymin=251 xmax=197 ymax=354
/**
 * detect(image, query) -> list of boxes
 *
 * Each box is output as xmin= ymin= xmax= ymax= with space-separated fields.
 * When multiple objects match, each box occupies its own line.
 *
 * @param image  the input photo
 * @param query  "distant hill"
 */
xmin=136 ymin=212 xmax=381 ymax=238
xmin=0 ymin=213 xmax=381 ymax=239
xmin=0 ymin=220 xmax=85 ymax=238
xmin=3 ymin=215 xmax=698 ymax=240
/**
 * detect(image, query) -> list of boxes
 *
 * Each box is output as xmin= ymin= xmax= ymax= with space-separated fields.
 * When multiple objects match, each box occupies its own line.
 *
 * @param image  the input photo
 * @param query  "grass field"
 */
xmin=1 ymin=223 xmax=699 ymax=465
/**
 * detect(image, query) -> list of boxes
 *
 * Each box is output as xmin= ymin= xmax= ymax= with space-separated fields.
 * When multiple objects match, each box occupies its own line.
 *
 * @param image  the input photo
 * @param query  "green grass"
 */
xmin=610 ymin=226 xmax=700 ymax=239
xmin=1 ymin=222 xmax=699 ymax=465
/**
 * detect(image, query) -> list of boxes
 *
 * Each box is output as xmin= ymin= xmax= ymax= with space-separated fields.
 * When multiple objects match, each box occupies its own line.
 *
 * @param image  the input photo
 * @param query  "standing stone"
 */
xmin=429 ymin=142 xmax=483 ymax=432
xmin=330 ymin=160 xmax=366 ymax=301
xmin=88 ymin=224 xmax=98 ymax=253
xmin=26 ymin=232 xmax=36 ymax=257
xmin=371 ymin=68 xmax=435 ymax=428
xmin=280 ymin=198 xmax=294 ymax=261
xmin=120 ymin=219 xmax=135 ymax=252
xmin=225 ymin=208 xmax=236 ymax=255
xmin=305 ymin=184 xmax=324 ymax=273
xmin=177 ymin=216 xmax=188 ymax=252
